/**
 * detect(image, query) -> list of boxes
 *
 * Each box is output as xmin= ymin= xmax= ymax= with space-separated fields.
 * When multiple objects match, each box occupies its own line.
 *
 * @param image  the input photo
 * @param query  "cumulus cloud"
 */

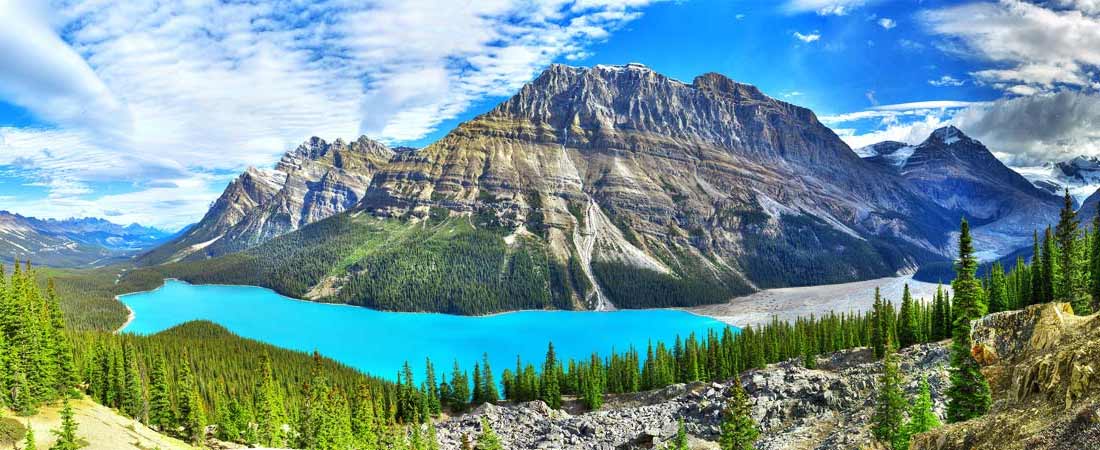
xmin=877 ymin=18 xmax=896 ymax=29
xmin=0 ymin=0 xmax=661 ymax=227
xmin=921 ymin=0 xmax=1100 ymax=94
xmin=794 ymin=31 xmax=822 ymax=43
xmin=824 ymin=93 xmax=1100 ymax=166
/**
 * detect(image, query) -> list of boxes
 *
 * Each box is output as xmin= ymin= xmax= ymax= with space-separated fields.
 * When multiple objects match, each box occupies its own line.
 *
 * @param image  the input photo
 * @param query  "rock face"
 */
xmin=138 ymin=136 xmax=393 ymax=264
xmin=911 ymin=303 xmax=1100 ymax=450
xmin=355 ymin=63 xmax=956 ymax=307
xmin=864 ymin=126 xmax=1062 ymax=259
xmin=435 ymin=344 xmax=950 ymax=450
xmin=0 ymin=211 xmax=172 ymax=267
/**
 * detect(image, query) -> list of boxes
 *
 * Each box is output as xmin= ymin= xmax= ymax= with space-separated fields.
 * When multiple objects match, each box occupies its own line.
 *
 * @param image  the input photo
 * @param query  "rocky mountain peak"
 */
xmin=691 ymin=72 xmax=766 ymax=100
xmin=925 ymin=125 xmax=973 ymax=147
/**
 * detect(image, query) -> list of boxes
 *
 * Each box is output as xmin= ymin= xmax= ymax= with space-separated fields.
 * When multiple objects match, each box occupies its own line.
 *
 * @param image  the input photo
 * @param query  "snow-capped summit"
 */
xmin=1017 ymin=155 xmax=1100 ymax=206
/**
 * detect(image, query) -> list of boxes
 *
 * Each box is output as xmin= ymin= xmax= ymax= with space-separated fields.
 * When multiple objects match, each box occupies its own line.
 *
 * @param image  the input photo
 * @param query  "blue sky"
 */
xmin=1 ymin=0 xmax=1099 ymax=229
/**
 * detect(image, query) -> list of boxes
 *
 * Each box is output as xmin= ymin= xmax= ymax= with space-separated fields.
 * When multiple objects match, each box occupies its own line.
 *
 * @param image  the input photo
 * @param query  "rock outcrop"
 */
xmin=138 ymin=136 xmax=393 ymax=264
xmin=911 ymin=303 xmax=1100 ymax=450
xmin=435 ymin=344 xmax=950 ymax=449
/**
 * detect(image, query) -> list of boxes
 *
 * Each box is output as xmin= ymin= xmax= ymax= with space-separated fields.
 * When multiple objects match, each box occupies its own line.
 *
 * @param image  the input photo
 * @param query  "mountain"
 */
xmin=1016 ymin=155 xmax=1100 ymax=205
xmin=137 ymin=135 xmax=394 ymax=265
xmin=135 ymin=63 xmax=966 ymax=313
xmin=861 ymin=126 xmax=1062 ymax=260
xmin=0 ymin=211 xmax=173 ymax=267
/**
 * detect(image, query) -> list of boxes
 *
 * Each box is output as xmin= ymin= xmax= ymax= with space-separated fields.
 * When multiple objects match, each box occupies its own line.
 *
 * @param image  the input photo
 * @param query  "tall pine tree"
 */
xmin=946 ymin=219 xmax=992 ymax=423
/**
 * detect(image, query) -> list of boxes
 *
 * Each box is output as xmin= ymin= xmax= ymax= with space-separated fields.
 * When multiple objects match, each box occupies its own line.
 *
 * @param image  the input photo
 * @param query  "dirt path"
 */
xmin=686 ymin=273 xmax=951 ymax=327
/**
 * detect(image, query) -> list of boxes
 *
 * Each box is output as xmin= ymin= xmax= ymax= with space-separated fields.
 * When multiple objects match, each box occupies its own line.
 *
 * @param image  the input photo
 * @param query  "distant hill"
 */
xmin=0 ymin=211 xmax=174 ymax=267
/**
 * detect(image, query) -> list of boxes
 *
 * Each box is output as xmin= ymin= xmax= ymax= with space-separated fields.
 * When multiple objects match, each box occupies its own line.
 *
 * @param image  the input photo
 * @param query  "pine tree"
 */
xmin=176 ymin=359 xmax=205 ymax=444
xmin=352 ymin=384 xmax=378 ymax=449
xmin=905 ymin=376 xmax=942 ymax=444
xmin=541 ymin=343 xmax=561 ymax=410
xmin=871 ymin=288 xmax=887 ymax=359
xmin=147 ymin=356 xmax=173 ymax=431
xmin=475 ymin=418 xmax=503 ymax=450
xmin=897 ymin=284 xmax=918 ymax=348
xmin=946 ymin=219 xmax=992 ymax=423
xmin=480 ymin=354 xmax=498 ymax=403
xmin=50 ymin=397 xmax=79 ymax=450
xmin=120 ymin=343 xmax=143 ymax=419
xmin=670 ymin=418 xmax=689 ymax=450
xmin=871 ymin=341 xmax=907 ymax=450
xmin=988 ymin=262 xmax=1008 ymax=313
xmin=255 ymin=354 xmax=287 ymax=447
xmin=424 ymin=358 xmax=441 ymax=417
xmin=449 ymin=361 xmax=470 ymax=412
xmin=718 ymin=382 xmax=758 ymax=450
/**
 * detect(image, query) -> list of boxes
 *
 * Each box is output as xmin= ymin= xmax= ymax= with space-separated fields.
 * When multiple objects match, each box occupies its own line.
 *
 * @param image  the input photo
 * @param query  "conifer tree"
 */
xmin=50 ymin=397 xmax=79 ymax=450
xmin=254 ymin=354 xmax=287 ymax=447
xmin=905 ymin=376 xmax=941 ymax=444
xmin=176 ymin=359 xmax=205 ymax=444
xmin=897 ymin=285 xmax=918 ymax=349
xmin=449 ymin=361 xmax=470 ymax=412
xmin=1031 ymin=231 xmax=1044 ymax=305
xmin=719 ymin=382 xmax=758 ymax=450
xmin=424 ymin=358 xmax=440 ymax=417
xmin=147 ymin=356 xmax=173 ymax=431
xmin=480 ymin=354 xmax=498 ymax=403
xmin=352 ymin=384 xmax=378 ymax=449
xmin=946 ymin=219 xmax=992 ymax=423
xmin=470 ymin=364 xmax=483 ymax=406
xmin=670 ymin=419 xmax=689 ymax=450
xmin=541 ymin=343 xmax=561 ymax=410
xmin=987 ymin=262 xmax=1008 ymax=313
xmin=475 ymin=418 xmax=503 ymax=450
xmin=872 ymin=341 xmax=906 ymax=450
xmin=120 ymin=343 xmax=143 ymax=419
xmin=870 ymin=288 xmax=887 ymax=359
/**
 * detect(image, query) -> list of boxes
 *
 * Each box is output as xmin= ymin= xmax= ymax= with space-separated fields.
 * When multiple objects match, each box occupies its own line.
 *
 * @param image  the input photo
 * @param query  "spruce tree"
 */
xmin=481 ymin=354 xmax=498 ymax=403
xmin=541 ymin=343 xmax=561 ymax=410
xmin=475 ymin=418 xmax=503 ymax=450
xmin=176 ymin=360 xmax=205 ymax=444
xmin=987 ymin=262 xmax=1008 ymax=313
xmin=871 ymin=341 xmax=906 ymax=450
xmin=946 ymin=219 xmax=992 ymax=423
xmin=352 ymin=384 xmax=378 ymax=449
xmin=50 ymin=397 xmax=79 ymax=450
xmin=905 ymin=376 xmax=941 ymax=444
xmin=147 ymin=356 xmax=173 ymax=431
xmin=870 ymin=288 xmax=887 ymax=359
xmin=719 ymin=382 xmax=759 ymax=450
xmin=670 ymin=418 xmax=689 ymax=450
xmin=897 ymin=285 xmax=918 ymax=348
xmin=255 ymin=354 xmax=287 ymax=447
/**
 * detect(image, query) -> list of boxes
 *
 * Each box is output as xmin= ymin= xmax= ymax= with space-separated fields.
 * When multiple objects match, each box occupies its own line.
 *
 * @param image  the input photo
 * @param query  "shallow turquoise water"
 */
xmin=119 ymin=280 xmax=732 ymax=381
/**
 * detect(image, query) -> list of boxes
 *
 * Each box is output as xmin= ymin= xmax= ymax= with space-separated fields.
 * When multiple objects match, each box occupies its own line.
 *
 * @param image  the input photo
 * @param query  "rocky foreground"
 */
xmin=913 ymin=303 xmax=1100 ymax=450
xmin=435 ymin=344 xmax=950 ymax=449
xmin=436 ymin=302 xmax=1100 ymax=449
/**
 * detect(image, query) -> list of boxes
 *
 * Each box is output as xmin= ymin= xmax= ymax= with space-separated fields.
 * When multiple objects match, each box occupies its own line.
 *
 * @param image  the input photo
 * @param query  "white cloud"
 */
xmin=928 ymin=75 xmax=965 ymax=87
xmin=0 ymin=0 xmax=662 ymax=227
xmin=877 ymin=18 xmax=896 ymax=29
xmin=921 ymin=0 xmax=1100 ymax=94
xmin=824 ymin=93 xmax=1100 ymax=166
xmin=793 ymin=31 xmax=822 ymax=43
xmin=785 ymin=0 xmax=880 ymax=16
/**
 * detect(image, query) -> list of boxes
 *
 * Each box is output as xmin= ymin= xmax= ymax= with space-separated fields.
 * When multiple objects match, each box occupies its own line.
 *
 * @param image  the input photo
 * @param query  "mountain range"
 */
xmin=130 ymin=63 xmax=1071 ymax=313
xmin=0 ymin=212 xmax=176 ymax=267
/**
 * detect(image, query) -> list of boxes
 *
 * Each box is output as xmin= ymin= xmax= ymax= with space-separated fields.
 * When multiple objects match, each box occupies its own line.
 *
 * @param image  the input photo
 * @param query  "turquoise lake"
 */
xmin=119 ymin=280 xmax=732 ymax=381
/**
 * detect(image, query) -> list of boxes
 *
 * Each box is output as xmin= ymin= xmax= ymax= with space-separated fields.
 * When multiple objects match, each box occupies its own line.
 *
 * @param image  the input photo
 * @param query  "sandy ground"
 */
xmin=19 ymin=396 xmax=195 ymax=450
xmin=687 ymin=273 xmax=952 ymax=327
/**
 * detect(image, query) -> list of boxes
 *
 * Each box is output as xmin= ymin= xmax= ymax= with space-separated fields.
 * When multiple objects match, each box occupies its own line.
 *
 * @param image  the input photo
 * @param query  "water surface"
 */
xmin=120 ymin=280 xmax=730 ymax=381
